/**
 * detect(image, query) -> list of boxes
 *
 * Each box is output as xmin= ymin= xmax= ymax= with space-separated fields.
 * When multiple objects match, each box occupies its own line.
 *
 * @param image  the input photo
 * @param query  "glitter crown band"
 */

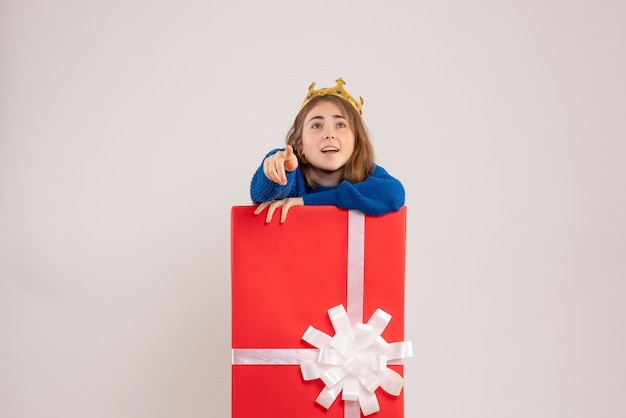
xmin=300 ymin=77 xmax=364 ymax=115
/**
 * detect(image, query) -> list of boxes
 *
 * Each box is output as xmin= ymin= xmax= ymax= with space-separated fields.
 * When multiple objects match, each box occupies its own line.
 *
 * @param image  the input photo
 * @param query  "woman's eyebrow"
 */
xmin=306 ymin=115 xmax=323 ymax=124
xmin=307 ymin=114 xmax=346 ymax=124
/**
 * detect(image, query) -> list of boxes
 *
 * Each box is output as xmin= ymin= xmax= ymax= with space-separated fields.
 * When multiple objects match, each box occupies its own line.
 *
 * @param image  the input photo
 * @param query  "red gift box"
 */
xmin=231 ymin=206 xmax=410 ymax=418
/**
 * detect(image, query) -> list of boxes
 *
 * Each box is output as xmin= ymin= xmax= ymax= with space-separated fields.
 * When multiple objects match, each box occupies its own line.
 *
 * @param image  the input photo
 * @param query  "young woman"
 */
xmin=251 ymin=78 xmax=405 ymax=223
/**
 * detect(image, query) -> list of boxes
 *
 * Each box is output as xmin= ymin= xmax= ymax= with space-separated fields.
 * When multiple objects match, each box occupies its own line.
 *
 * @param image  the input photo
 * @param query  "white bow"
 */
xmin=300 ymin=304 xmax=413 ymax=416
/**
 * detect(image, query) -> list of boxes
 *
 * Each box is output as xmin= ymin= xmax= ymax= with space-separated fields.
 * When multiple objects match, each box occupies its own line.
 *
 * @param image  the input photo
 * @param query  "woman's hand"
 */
xmin=254 ymin=197 xmax=304 ymax=223
xmin=263 ymin=145 xmax=299 ymax=185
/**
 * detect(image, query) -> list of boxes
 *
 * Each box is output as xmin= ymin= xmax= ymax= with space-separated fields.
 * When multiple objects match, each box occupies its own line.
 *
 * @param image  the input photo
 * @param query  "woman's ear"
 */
xmin=296 ymin=140 xmax=307 ymax=162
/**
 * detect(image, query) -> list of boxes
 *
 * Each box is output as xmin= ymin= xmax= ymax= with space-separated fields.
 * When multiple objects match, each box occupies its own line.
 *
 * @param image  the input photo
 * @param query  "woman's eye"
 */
xmin=312 ymin=123 xmax=322 ymax=129
xmin=337 ymin=122 xmax=346 ymax=128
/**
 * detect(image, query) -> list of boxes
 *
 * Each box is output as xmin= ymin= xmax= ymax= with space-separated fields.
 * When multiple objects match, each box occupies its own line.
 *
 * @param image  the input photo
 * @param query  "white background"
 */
xmin=1 ymin=1 xmax=625 ymax=417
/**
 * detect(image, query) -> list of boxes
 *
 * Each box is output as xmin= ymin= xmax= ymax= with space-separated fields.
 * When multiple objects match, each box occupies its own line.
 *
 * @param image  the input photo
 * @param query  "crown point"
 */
xmin=300 ymin=77 xmax=363 ymax=115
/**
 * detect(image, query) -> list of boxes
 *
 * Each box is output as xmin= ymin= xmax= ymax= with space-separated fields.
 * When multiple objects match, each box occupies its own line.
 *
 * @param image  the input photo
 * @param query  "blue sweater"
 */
xmin=250 ymin=148 xmax=405 ymax=216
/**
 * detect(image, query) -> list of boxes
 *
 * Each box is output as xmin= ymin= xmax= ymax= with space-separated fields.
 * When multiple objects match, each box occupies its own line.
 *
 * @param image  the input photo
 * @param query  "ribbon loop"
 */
xmin=371 ymin=354 xmax=387 ymax=371
xmin=328 ymin=304 xmax=353 ymax=338
xmin=316 ymin=384 xmax=342 ymax=409
xmin=342 ymin=376 xmax=359 ymax=401
xmin=387 ymin=341 xmax=414 ymax=360
xmin=367 ymin=308 xmax=392 ymax=336
xmin=302 ymin=326 xmax=332 ymax=348
xmin=379 ymin=368 xmax=405 ymax=396
xmin=301 ymin=362 xmax=323 ymax=381
xmin=358 ymin=387 xmax=380 ymax=416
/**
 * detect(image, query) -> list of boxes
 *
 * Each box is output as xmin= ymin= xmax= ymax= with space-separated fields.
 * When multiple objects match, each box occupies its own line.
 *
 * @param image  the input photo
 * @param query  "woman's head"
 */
xmin=286 ymin=94 xmax=374 ymax=187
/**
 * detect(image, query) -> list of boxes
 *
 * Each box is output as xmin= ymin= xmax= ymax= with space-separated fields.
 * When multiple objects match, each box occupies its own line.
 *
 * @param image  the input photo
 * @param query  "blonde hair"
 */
xmin=286 ymin=95 xmax=375 ymax=188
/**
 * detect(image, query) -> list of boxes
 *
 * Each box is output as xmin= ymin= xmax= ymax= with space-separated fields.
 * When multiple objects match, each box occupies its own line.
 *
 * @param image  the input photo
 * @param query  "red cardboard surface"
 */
xmin=231 ymin=206 xmax=407 ymax=418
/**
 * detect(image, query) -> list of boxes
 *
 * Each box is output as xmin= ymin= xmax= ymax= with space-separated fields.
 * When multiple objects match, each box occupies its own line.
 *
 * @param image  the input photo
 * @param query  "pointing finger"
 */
xmin=285 ymin=144 xmax=293 ymax=159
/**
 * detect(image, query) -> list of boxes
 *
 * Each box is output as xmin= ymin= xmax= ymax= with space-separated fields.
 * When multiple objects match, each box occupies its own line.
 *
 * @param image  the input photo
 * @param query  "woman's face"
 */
xmin=299 ymin=100 xmax=355 ymax=182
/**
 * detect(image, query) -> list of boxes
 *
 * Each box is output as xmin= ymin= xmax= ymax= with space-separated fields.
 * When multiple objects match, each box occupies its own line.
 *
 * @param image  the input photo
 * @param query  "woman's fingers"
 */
xmin=253 ymin=201 xmax=271 ymax=215
xmin=254 ymin=198 xmax=304 ymax=223
xmin=263 ymin=148 xmax=298 ymax=185
xmin=284 ymin=145 xmax=299 ymax=172
xmin=265 ymin=200 xmax=280 ymax=223
xmin=263 ymin=151 xmax=288 ymax=185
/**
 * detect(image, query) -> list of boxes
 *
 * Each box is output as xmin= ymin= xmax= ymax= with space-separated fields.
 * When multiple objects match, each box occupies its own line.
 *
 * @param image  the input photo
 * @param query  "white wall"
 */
xmin=1 ymin=0 xmax=625 ymax=417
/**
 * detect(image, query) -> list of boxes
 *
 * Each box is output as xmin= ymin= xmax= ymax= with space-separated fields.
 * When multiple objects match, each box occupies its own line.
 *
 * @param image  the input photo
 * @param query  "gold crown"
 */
xmin=300 ymin=77 xmax=364 ymax=115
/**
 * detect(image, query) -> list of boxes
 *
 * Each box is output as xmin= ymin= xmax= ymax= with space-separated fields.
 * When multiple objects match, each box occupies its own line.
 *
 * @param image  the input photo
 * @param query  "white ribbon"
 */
xmin=347 ymin=210 xmax=365 ymax=325
xmin=300 ymin=304 xmax=413 ymax=416
xmin=232 ymin=210 xmax=412 ymax=417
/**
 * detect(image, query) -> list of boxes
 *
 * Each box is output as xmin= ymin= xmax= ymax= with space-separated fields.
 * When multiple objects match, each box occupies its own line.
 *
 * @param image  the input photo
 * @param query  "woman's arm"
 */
xmin=303 ymin=165 xmax=405 ymax=216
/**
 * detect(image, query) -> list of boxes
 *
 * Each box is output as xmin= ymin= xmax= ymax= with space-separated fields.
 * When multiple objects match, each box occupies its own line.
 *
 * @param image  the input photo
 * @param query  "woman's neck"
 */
xmin=308 ymin=166 xmax=344 ymax=187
